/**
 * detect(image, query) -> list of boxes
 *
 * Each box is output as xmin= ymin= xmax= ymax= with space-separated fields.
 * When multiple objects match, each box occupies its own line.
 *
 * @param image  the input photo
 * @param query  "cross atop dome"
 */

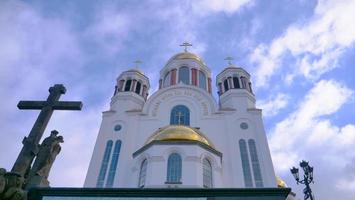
xmin=224 ymin=56 xmax=234 ymax=65
xmin=134 ymin=60 xmax=142 ymax=69
xmin=180 ymin=42 xmax=192 ymax=52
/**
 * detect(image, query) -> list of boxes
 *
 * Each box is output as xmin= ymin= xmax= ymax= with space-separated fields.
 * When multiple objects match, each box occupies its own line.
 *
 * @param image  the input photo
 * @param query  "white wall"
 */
xmin=84 ymin=84 xmax=277 ymax=189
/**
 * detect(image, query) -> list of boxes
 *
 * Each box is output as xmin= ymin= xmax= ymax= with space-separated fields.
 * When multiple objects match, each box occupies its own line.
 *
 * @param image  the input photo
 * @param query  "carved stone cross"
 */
xmin=11 ymin=84 xmax=82 ymax=177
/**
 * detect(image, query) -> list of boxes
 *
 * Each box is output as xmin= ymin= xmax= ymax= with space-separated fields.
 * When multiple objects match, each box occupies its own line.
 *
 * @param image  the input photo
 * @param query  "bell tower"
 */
xmin=111 ymin=68 xmax=150 ymax=112
xmin=216 ymin=58 xmax=255 ymax=111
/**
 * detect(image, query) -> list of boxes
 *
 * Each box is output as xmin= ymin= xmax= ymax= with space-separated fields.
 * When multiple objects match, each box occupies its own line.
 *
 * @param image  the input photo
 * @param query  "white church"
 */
xmin=84 ymin=46 xmax=288 ymax=190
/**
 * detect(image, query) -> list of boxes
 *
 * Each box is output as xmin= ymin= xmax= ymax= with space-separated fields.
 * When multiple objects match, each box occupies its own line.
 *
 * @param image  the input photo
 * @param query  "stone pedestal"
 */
xmin=26 ymin=175 xmax=49 ymax=189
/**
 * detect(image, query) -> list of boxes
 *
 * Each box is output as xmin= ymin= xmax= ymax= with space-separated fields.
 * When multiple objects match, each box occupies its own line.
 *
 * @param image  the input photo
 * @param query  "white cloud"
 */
xmin=86 ymin=6 xmax=131 ymax=56
xmin=250 ymin=0 xmax=355 ymax=87
xmin=269 ymin=80 xmax=355 ymax=198
xmin=0 ymin=0 xmax=86 ymax=118
xmin=257 ymin=93 xmax=289 ymax=117
xmin=0 ymin=0 xmax=105 ymax=187
xmin=191 ymin=0 xmax=253 ymax=15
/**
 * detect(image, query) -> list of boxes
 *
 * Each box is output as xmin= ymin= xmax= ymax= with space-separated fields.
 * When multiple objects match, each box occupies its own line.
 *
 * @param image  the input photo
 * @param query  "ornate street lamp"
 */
xmin=290 ymin=160 xmax=315 ymax=200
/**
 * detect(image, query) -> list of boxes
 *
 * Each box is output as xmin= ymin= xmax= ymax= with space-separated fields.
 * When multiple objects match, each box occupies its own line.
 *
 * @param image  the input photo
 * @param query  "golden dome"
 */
xmin=276 ymin=176 xmax=287 ymax=188
xmin=167 ymin=52 xmax=206 ymax=66
xmin=145 ymin=125 xmax=214 ymax=148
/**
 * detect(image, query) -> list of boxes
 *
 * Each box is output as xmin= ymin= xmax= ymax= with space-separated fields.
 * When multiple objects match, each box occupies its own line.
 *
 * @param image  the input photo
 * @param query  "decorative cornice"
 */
xmin=132 ymin=140 xmax=222 ymax=158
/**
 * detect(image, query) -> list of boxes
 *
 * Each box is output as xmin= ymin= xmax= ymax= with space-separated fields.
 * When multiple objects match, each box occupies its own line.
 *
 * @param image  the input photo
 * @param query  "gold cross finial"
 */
xmin=180 ymin=42 xmax=192 ymax=52
xmin=224 ymin=56 xmax=234 ymax=65
xmin=134 ymin=60 xmax=142 ymax=69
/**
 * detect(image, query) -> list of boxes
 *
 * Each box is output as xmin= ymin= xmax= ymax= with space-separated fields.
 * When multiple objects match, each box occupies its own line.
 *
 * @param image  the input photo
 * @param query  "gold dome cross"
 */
xmin=180 ymin=42 xmax=192 ymax=52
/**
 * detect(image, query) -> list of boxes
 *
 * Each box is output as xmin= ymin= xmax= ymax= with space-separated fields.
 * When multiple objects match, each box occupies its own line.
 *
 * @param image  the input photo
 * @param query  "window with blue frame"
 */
xmin=166 ymin=153 xmax=182 ymax=183
xmin=170 ymin=105 xmax=190 ymax=126
xmin=105 ymin=140 xmax=122 ymax=188
xmin=239 ymin=139 xmax=253 ymax=187
xmin=96 ymin=140 xmax=113 ymax=188
xmin=203 ymin=158 xmax=213 ymax=188
xmin=178 ymin=66 xmax=190 ymax=84
xmin=248 ymin=139 xmax=264 ymax=187
xmin=199 ymin=71 xmax=207 ymax=90
xmin=138 ymin=159 xmax=148 ymax=188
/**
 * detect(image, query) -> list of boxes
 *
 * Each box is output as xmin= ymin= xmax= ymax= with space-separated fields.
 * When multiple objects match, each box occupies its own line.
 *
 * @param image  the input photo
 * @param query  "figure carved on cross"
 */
xmin=175 ymin=111 xmax=185 ymax=125
xmin=11 ymin=84 xmax=83 ymax=178
xmin=180 ymin=42 xmax=192 ymax=52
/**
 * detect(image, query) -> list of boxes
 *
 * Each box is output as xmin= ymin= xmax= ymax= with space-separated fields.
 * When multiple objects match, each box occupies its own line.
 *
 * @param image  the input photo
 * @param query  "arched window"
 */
xmin=106 ymin=140 xmax=122 ymax=188
xmin=170 ymin=105 xmax=190 ymax=126
xmin=96 ymin=140 xmax=113 ymax=187
xmin=135 ymin=82 xmax=141 ymax=94
xmin=239 ymin=139 xmax=253 ymax=187
xmin=138 ymin=159 xmax=148 ymax=188
xmin=178 ymin=67 xmax=189 ymax=84
xmin=124 ymin=80 xmax=132 ymax=91
xmin=223 ymin=79 xmax=229 ymax=92
xmin=199 ymin=71 xmax=207 ymax=90
xmin=164 ymin=71 xmax=171 ymax=87
xmin=248 ymin=139 xmax=263 ymax=187
xmin=166 ymin=153 xmax=182 ymax=183
xmin=233 ymin=77 xmax=240 ymax=88
xmin=203 ymin=158 xmax=213 ymax=188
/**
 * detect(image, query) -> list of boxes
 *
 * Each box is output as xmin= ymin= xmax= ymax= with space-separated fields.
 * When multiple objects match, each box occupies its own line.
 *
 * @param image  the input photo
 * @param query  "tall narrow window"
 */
xmin=138 ymin=159 xmax=148 ymax=188
xmin=170 ymin=105 xmax=190 ymax=126
xmin=96 ymin=140 xmax=113 ymax=188
xmin=178 ymin=67 xmax=189 ymax=84
xmin=124 ymin=80 xmax=132 ymax=91
xmin=199 ymin=71 xmax=207 ymax=90
xmin=203 ymin=158 xmax=213 ymax=188
xmin=135 ymin=82 xmax=141 ymax=94
xmin=164 ymin=71 xmax=171 ymax=87
xmin=248 ymin=139 xmax=264 ymax=187
xmin=223 ymin=79 xmax=229 ymax=92
xmin=233 ymin=77 xmax=240 ymax=88
xmin=166 ymin=153 xmax=182 ymax=183
xmin=106 ymin=140 xmax=122 ymax=188
xmin=239 ymin=139 xmax=253 ymax=187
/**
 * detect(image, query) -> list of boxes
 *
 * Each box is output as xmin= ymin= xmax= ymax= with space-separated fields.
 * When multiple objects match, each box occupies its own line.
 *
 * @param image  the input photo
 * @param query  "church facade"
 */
xmin=84 ymin=50 xmax=278 ymax=189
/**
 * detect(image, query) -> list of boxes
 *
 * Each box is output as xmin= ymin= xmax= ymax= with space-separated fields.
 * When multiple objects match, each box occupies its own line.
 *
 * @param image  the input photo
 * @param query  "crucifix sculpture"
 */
xmin=11 ymin=84 xmax=82 ymax=178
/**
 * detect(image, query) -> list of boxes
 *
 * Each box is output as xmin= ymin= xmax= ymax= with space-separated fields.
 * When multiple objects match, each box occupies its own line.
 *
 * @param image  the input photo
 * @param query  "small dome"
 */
xmin=166 ymin=52 xmax=206 ymax=66
xmin=145 ymin=125 xmax=214 ymax=148
xmin=276 ymin=176 xmax=287 ymax=188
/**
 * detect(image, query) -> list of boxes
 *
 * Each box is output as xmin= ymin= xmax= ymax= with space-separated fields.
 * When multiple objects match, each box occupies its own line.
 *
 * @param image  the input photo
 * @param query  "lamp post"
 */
xmin=290 ymin=160 xmax=315 ymax=200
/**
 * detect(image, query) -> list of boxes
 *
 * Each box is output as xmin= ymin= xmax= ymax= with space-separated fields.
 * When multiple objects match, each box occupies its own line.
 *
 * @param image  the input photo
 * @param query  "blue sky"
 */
xmin=1 ymin=0 xmax=355 ymax=199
